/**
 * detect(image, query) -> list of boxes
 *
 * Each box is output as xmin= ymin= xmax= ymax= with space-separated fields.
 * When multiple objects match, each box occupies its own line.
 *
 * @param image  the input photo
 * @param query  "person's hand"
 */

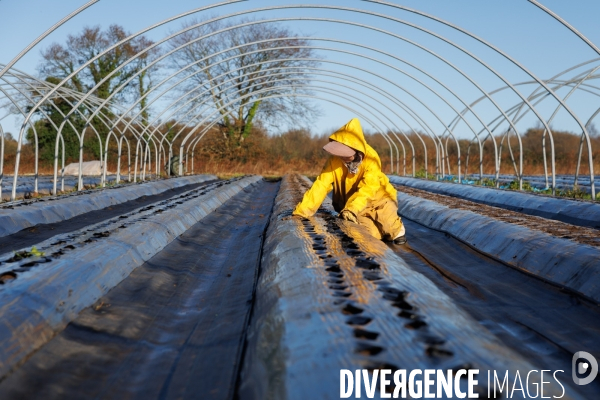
xmin=339 ymin=210 xmax=358 ymax=223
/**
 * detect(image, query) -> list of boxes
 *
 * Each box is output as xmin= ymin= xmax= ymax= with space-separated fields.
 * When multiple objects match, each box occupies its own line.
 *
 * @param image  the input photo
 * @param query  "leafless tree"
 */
xmin=38 ymin=25 xmax=160 ymax=120
xmin=167 ymin=17 xmax=321 ymax=153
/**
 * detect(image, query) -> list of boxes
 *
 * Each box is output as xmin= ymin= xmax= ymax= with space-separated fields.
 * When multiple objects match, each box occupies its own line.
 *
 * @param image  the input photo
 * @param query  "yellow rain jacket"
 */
xmin=293 ymin=118 xmax=398 ymax=222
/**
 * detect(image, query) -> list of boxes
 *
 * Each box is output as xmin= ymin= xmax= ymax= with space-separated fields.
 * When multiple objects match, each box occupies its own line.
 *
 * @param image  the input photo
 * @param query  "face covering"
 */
xmin=344 ymin=152 xmax=363 ymax=174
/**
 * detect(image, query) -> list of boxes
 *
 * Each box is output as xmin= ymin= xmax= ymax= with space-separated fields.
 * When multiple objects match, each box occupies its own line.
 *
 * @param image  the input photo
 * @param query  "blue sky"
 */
xmin=1 ymin=0 xmax=599 ymax=138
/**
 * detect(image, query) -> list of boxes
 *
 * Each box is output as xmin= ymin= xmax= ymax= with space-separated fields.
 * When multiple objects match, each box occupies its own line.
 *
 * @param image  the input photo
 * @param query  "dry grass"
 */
xmin=3 ymin=127 xmax=599 ymax=178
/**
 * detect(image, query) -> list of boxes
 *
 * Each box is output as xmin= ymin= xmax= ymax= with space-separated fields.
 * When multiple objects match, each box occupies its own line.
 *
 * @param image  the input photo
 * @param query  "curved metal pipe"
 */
xmin=0 ymin=0 xmax=99 ymax=79
xmin=527 ymin=0 xmax=600 ymax=56
xmin=365 ymin=0 xmax=595 ymax=197
xmin=187 ymin=92 xmax=397 ymax=173
xmin=163 ymin=70 xmax=415 ymax=174
xmin=3 ymin=1 xmax=597 ymax=197
xmin=1 ymin=69 xmax=133 ymax=196
xmin=16 ymin=6 xmax=510 ymax=184
xmin=188 ymin=93 xmax=396 ymax=174
xmin=47 ymin=10 xmax=516 ymax=181
xmin=89 ymin=26 xmax=489 ymax=182
xmin=133 ymin=57 xmax=437 ymax=177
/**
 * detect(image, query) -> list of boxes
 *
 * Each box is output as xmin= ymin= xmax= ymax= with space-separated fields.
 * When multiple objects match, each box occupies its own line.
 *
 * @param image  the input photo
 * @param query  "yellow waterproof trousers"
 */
xmin=356 ymin=196 xmax=404 ymax=241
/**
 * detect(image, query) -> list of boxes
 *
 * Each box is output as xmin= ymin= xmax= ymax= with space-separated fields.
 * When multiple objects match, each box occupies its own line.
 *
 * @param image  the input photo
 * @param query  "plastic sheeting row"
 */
xmin=0 ymin=175 xmax=262 ymax=379
xmin=395 ymin=190 xmax=600 ymax=304
xmin=388 ymin=176 xmax=600 ymax=229
xmin=238 ymin=174 xmax=569 ymax=399
xmin=0 ymin=174 xmax=217 ymax=238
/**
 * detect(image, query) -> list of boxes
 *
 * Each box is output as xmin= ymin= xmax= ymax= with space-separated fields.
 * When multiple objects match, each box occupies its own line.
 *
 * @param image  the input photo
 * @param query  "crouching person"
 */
xmin=293 ymin=118 xmax=406 ymax=244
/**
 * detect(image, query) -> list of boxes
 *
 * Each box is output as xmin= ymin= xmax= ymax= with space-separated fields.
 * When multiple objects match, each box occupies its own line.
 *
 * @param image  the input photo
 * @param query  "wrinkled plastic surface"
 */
xmin=0 ymin=178 xmax=277 ymax=399
xmin=0 ymin=174 xmax=217 ymax=238
xmin=388 ymin=176 xmax=600 ymax=229
xmin=0 ymin=176 xmax=260 ymax=379
xmin=396 ymin=191 xmax=600 ymax=303
xmin=389 ymin=218 xmax=600 ymax=398
xmin=239 ymin=174 xmax=568 ymax=400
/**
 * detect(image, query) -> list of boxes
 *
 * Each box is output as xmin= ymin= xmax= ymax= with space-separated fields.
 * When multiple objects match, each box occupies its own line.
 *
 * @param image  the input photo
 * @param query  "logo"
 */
xmin=340 ymin=369 xmax=481 ymax=398
xmin=572 ymin=351 xmax=598 ymax=385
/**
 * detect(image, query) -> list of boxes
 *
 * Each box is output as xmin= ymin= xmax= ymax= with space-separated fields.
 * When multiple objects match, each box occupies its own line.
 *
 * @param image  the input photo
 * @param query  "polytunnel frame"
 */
xmin=120 ymin=47 xmax=444 ymax=179
xmin=364 ymin=0 xmax=596 ymax=197
xmin=45 ymin=12 xmax=496 ymax=184
xmin=204 ymin=82 xmax=405 ymax=169
xmin=3 ymin=0 xmax=597 ymax=199
xmin=119 ymin=23 xmax=514 ymax=184
xmin=128 ymin=47 xmax=456 ymax=180
xmin=501 ymin=67 xmax=600 ymax=191
xmin=109 ymin=33 xmax=472 ymax=178
xmin=4 ymin=10 xmax=447 ymax=186
xmin=452 ymin=81 xmax=561 ymax=188
xmin=0 ymin=86 xmax=41 ymax=193
xmin=11 ymin=71 xmax=167 ymax=194
xmin=154 ymin=76 xmax=403 ymax=175
xmin=168 ymin=3 xmax=587 ymax=193
xmin=0 ymin=74 xmax=101 ymax=196
xmin=37 ymin=82 xmax=139 ymax=193
xmin=445 ymin=59 xmax=600 ymax=193
xmin=38 ymin=77 xmax=157 ymax=194
xmin=2 ymin=72 xmax=117 ymax=189
xmin=158 ymin=67 xmax=413 ymax=176
xmin=513 ymin=68 xmax=600 ymax=189
xmin=89 ymin=10 xmax=529 ymax=185
xmin=103 ymin=7 xmax=531 ymax=183
xmin=1 ymin=68 xmax=141 ymax=198
xmin=112 ymin=57 xmax=419 ymax=182
xmin=47 ymin=90 xmax=162 ymax=194
xmin=180 ymin=67 xmax=428 ymax=175
xmin=148 ymin=57 xmax=439 ymax=180
xmin=184 ymin=90 xmax=398 ymax=174
xmin=185 ymin=91 xmax=395 ymax=174
xmin=16 ymin=4 xmax=534 ymax=192
xmin=465 ymin=68 xmax=600 ymax=191
xmin=450 ymin=76 xmax=596 ymax=186
xmin=159 ymin=80 xmax=399 ymax=174
xmin=175 ymin=81 xmax=433 ymax=173
xmin=8 ymin=0 xmax=248 ymax=199
xmin=533 ymin=66 xmax=600 ymax=191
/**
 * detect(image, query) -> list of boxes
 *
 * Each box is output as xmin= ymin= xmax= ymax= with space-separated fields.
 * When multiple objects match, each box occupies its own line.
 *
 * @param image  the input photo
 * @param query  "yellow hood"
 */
xmin=328 ymin=118 xmax=367 ymax=155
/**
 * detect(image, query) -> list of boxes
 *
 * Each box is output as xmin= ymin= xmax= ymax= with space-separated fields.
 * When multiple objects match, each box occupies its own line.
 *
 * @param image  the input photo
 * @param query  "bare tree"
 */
xmin=35 ymin=25 xmax=161 ymax=158
xmin=167 ymin=17 xmax=320 ymax=153
xmin=38 ymin=25 xmax=160 ymax=109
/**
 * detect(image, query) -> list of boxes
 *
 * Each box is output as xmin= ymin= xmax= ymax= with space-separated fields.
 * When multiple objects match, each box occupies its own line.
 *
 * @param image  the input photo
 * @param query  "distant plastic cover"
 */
xmin=62 ymin=161 xmax=111 ymax=176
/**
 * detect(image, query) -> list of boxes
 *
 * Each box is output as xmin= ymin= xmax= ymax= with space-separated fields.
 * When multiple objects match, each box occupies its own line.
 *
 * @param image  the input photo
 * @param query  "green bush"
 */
xmin=556 ymin=185 xmax=592 ymax=200
xmin=479 ymin=178 xmax=497 ymax=187
xmin=506 ymin=180 xmax=533 ymax=191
